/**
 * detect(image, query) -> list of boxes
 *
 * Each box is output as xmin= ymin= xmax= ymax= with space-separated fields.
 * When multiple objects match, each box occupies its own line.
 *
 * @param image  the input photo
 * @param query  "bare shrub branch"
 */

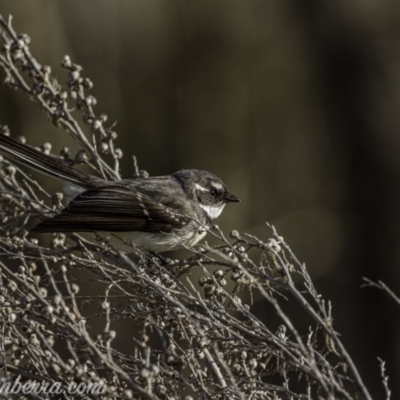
xmin=0 ymin=13 xmax=377 ymax=400
xmin=362 ymin=278 xmax=400 ymax=307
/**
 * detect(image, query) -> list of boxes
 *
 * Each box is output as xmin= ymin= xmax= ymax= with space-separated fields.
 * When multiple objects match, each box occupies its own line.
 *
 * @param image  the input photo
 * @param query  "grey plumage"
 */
xmin=0 ymin=134 xmax=239 ymax=251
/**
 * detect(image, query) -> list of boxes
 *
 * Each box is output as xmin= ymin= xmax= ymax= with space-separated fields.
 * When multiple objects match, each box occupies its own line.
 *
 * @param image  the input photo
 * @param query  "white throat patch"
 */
xmin=199 ymin=203 xmax=225 ymax=221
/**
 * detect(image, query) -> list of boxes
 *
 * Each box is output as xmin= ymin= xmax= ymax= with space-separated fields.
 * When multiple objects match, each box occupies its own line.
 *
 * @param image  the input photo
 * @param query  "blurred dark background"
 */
xmin=1 ymin=1 xmax=400 ymax=397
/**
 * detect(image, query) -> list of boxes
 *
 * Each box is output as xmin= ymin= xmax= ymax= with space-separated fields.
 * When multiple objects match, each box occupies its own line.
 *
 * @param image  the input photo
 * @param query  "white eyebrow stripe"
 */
xmin=210 ymin=182 xmax=224 ymax=191
xmin=195 ymin=183 xmax=209 ymax=192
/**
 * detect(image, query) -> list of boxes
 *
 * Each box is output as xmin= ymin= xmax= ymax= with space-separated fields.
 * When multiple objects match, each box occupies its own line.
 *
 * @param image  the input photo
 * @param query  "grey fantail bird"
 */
xmin=0 ymin=134 xmax=240 ymax=251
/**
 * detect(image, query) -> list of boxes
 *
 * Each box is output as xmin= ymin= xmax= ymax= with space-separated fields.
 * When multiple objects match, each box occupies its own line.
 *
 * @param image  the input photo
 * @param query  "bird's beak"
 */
xmin=225 ymin=193 xmax=240 ymax=203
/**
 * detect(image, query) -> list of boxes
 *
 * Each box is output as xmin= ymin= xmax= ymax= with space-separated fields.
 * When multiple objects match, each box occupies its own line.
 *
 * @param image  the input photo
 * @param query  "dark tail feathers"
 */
xmin=0 ymin=134 xmax=93 ymax=186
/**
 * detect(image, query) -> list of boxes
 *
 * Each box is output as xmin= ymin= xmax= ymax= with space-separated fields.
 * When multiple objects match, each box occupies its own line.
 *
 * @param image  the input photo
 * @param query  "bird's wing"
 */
xmin=32 ymin=185 xmax=191 ymax=233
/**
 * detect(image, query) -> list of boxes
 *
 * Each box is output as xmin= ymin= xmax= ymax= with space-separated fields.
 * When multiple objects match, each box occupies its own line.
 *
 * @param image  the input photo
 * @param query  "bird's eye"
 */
xmin=210 ymin=189 xmax=218 ymax=197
